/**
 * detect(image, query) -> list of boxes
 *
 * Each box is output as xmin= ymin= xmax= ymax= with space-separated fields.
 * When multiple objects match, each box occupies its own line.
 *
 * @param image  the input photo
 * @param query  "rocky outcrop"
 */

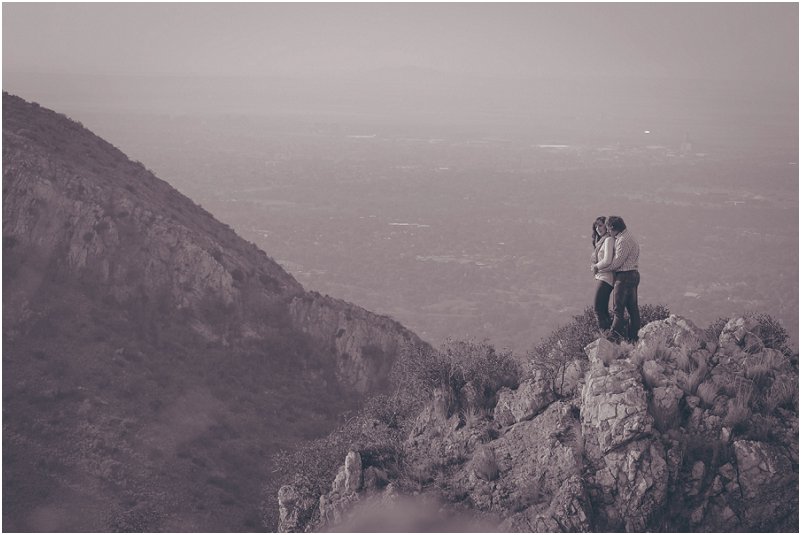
xmin=279 ymin=314 xmax=799 ymax=532
xmin=289 ymin=293 xmax=426 ymax=393
xmin=494 ymin=369 xmax=555 ymax=426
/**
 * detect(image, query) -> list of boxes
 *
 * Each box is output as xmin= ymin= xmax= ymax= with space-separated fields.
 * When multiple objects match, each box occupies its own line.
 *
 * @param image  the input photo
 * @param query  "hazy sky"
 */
xmin=3 ymin=2 xmax=798 ymax=83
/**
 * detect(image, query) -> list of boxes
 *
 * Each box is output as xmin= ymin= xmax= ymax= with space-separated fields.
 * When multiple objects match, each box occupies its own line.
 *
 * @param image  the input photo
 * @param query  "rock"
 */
xmin=277 ymin=485 xmax=306 ymax=533
xmin=558 ymin=359 xmax=585 ymax=397
xmin=343 ymin=451 xmax=363 ymax=493
xmin=490 ymin=402 xmax=582 ymax=513
xmin=718 ymin=316 xmax=758 ymax=355
xmin=494 ymin=370 xmax=554 ymax=426
xmin=277 ymin=310 xmax=799 ymax=533
xmin=734 ymin=440 xmax=794 ymax=500
xmin=596 ymin=439 xmax=668 ymax=531
xmin=651 ymin=384 xmax=684 ymax=432
xmin=289 ymin=294 xmax=426 ymax=393
xmin=733 ymin=440 xmax=798 ymax=530
xmin=638 ymin=315 xmax=705 ymax=353
xmin=503 ymin=474 xmax=591 ymax=532
xmin=535 ymin=475 xmax=591 ymax=532
xmin=581 ymin=359 xmax=652 ymax=453
xmin=584 ymin=337 xmax=622 ymax=367
xmin=319 ymin=451 xmax=364 ymax=529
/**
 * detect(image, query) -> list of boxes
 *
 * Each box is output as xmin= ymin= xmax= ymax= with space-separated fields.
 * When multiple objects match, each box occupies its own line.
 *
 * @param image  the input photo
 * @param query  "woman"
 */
xmin=590 ymin=216 xmax=614 ymax=331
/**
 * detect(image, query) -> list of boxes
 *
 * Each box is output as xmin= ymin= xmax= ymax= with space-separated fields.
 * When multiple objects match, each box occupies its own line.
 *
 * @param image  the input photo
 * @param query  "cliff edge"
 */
xmin=277 ymin=314 xmax=798 ymax=532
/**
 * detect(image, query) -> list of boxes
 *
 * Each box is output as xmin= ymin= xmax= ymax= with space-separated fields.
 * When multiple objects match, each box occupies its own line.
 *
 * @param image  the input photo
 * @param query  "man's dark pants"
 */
xmin=610 ymin=270 xmax=640 ymax=342
xmin=594 ymin=280 xmax=613 ymax=331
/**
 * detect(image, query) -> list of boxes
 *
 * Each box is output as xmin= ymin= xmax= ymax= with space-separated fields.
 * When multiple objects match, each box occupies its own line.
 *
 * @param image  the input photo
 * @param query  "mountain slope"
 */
xmin=2 ymin=92 xmax=426 ymax=531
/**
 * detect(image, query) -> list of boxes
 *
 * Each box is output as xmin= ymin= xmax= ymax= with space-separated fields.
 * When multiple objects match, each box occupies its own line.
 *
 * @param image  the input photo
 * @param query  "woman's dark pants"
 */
xmin=611 ymin=270 xmax=641 ymax=342
xmin=594 ymin=280 xmax=613 ymax=331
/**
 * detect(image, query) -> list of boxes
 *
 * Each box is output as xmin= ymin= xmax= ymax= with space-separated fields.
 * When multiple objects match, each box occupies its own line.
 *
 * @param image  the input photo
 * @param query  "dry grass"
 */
xmin=674 ymin=348 xmax=692 ymax=373
xmin=629 ymin=339 xmax=667 ymax=369
xmin=650 ymin=397 xmax=680 ymax=433
xmin=696 ymin=382 xmax=719 ymax=408
xmin=745 ymin=351 xmax=787 ymax=382
xmin=765 ymin=374 xmax=799 ymax=414
xmin=461 ymin=406 xmax=489 ymax=429
xmin=724 ymin=381 xmax=753 ymax=429
xmin=679 ymin=363 xmax=708 ymax=396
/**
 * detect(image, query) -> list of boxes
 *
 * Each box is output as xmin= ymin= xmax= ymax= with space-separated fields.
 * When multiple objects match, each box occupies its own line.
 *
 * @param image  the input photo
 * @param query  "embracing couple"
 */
xmin=590 ymin=215 xmax=641 ymax=344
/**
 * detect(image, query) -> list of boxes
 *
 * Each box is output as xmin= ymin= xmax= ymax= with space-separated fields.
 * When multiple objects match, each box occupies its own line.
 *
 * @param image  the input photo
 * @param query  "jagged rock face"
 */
xmin=582 ymin=358 xmax=653 ymax=454
xmin=285 ymin=315 xmax=799 ymax=532
xmin=494 ymin=369 xmax=555 ymax=426
xmin=289 ymin=293 xmax=425 ymax=393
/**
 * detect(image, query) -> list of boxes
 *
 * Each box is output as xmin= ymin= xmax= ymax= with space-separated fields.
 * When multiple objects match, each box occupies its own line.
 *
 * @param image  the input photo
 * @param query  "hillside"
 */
xmin=2 ymin=93 xmax=426 ymax=531
xmin=273 ymin=312 xmax=799 ymax=532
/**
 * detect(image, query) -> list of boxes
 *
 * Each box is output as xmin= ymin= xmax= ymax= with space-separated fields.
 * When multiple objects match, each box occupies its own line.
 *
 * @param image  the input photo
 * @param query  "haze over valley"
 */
xmin=8 ymin=69 xmax=797 ymax=352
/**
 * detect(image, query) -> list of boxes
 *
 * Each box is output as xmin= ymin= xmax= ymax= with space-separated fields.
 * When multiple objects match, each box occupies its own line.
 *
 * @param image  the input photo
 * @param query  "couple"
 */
xmin=590 ymin=215 xmax=640 ymax=343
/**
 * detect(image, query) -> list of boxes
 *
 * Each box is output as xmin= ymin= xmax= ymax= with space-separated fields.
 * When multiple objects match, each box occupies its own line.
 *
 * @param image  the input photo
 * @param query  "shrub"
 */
xmin=704 ymin=317 xmax=729 ymax=344
xmin=530 ymin=304 xmax=669 ymax=397
xmin=393 ymin=339 xmax=521 ymax=415
xmin=639 ymin=303 xmax=671 ymax=326
xmin=748 ymin=313 xmax=793 ymax=356
xmin=706 ymin=313 xmax=795 ymax=358
xmin=531 ymin=303 xmax=670 ymax=365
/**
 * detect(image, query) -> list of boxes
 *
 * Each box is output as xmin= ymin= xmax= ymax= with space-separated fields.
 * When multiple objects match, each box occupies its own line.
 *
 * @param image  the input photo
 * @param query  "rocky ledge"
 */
xmin=277 ymin=315 xmax=798 ymax=532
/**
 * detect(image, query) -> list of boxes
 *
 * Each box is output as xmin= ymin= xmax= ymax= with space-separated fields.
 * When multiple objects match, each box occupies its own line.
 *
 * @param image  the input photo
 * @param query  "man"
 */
xmin=592 ymin=216 xmax=640 ymax=343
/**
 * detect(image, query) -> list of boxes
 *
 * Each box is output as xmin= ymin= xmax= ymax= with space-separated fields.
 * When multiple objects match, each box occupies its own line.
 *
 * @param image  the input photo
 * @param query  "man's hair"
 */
xmin=606 ymin=216 xmax=626 ymax=232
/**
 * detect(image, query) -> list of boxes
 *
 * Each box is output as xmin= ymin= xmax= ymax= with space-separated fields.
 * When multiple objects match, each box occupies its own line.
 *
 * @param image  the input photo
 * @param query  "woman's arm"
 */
xmin=593 ymin=237 xmax=615 ymax=270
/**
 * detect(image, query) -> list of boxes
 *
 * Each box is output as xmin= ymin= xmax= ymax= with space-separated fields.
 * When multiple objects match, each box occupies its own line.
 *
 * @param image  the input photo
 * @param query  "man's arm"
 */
xmin=597 ymin=235 xmax=631 ymax=273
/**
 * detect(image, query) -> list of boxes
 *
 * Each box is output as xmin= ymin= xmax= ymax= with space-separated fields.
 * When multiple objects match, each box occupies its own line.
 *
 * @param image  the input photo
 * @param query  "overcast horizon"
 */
xmin=4 ymin=3 xmax=798 ymax=84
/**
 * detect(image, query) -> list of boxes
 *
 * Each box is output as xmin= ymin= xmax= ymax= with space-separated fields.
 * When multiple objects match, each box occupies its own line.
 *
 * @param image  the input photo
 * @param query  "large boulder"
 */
xmin=581 ymin=359 xmax=652 ymax=454
xmin=492 ymin=402 xmax=582 ymax=499
xmin=734 ymin=440 xmax=798 ymax=528
xmin=584 ymin=337 xmax=623 ymax=367
xmin=638 ymin=314 xmax=706 ymax=351
xmin=494 ymin=369 xmax=555 ymax=426
xmin=318 ymin=451 xmax=364 ymax=528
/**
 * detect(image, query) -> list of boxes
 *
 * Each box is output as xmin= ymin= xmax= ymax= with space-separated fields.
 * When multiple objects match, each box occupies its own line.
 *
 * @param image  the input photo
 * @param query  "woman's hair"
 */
xmin=606 ymin=216 xmax=627 ymax=233
xmin=592 ymin=216 xmax=607 ymax=247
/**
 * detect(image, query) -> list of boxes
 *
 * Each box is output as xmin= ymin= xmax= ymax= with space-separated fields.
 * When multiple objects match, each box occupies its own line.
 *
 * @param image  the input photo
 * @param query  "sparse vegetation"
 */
xmin=394 ymin=339 xmax=521 ymax=415
xmin=679 ymin=362 xmax=708 ymax=396
xmin=765 ymin=374 xmax=799 ymax=414
xmin=530 ymin=304 xmax=670 ymax=396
